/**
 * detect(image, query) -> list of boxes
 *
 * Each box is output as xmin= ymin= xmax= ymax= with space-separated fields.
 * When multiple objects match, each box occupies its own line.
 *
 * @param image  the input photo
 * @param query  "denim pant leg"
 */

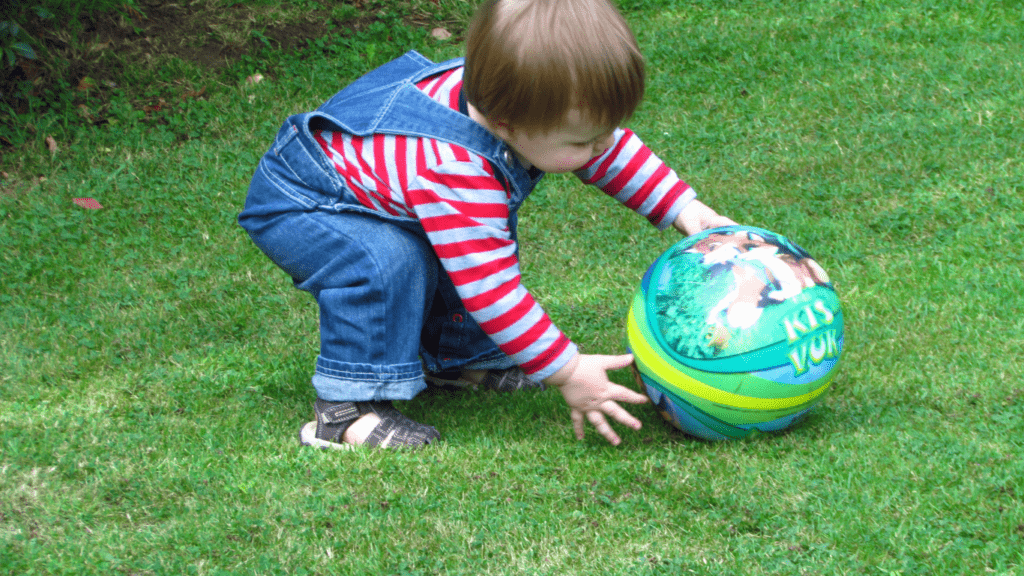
xmin=243 ymin=205 xmax=439 ymax=401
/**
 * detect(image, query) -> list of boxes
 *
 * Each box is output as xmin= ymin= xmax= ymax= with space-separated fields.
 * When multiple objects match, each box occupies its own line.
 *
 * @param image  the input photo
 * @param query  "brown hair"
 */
xmin=463 ymin=0 xmax=645 ymax=134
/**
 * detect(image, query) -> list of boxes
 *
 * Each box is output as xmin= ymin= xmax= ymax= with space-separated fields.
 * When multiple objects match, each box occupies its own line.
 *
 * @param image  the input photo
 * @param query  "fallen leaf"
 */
xmin=77 ymin=76 xmax=96 ymax=91
xmin=143 ymin=98 xmax=168 ymax=113
xmin=46 ymin=136 xmax=57 ymax=152
xmin=181 ymin=86 xmax=206 ymax=100
xmin=246 ymin=73 xmax=264 ymax=85
xmin=431 ymin=27 xmax=452 ymax=40
xmin=73 ymin=198 xmax=103 ymax=210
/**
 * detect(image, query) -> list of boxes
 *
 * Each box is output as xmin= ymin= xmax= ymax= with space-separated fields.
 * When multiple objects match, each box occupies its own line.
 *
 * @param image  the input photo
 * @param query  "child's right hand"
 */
xmin=544 ymin=353 xmax=649 ymax=446
xmin=672 ymin=200 xmax=737 ymax=236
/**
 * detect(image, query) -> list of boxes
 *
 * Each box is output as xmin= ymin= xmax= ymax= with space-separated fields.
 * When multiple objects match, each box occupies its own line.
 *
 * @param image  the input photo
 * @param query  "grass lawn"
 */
xmin=2 ymin=0 xmax=1023 ymax=574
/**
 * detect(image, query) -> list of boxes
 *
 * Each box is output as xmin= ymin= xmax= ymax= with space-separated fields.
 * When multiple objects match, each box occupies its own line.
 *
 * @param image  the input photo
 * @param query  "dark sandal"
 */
xmin=423 ymin=369 xmax=476 ymax=391
xmin=425 ymin=367 xmax=545 ymax=392
xmin=299 ymin=399 xmax=440 ymax=450
xmin=478 ymin=367 xmax=546 ymax=392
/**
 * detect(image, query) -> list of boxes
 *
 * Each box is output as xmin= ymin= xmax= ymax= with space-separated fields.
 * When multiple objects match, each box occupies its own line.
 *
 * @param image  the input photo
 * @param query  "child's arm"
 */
xmin=407 ymin=160 xmax=577 ymax=382
xmin=672 ymin=199 xmax=737 ymax=236
xmin=543 ymin=353 xmax=649 ymax=446
xmin=409 ymin=162 xmax=649 ymax=445
xmin=576 ymin=128 xmax=735 ymax=235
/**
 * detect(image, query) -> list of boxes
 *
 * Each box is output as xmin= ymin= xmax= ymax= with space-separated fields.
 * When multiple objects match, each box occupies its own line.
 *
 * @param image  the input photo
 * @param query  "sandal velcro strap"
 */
xmin=369 ymin=403 xmax=438 ymax=437
xmin=365 ymin=416 xmax=440 ymax=448
xmin=319 ymin=401 xmax=361 ymax=425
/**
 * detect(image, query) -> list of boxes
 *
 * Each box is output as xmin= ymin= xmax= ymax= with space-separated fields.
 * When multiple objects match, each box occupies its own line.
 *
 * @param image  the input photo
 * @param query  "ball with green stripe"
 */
xmin=626 ymin=225 xmax=843 ymax=440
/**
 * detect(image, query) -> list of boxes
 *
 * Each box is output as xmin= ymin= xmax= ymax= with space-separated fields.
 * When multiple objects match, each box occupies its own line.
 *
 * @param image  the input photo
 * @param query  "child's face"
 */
xmin=498 ymin=109 xmax=616 ymax=173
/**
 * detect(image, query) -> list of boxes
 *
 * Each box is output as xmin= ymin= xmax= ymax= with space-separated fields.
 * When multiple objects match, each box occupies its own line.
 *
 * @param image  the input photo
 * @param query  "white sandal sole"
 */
xmin=298 ymin=421 xmax=356 ymax=451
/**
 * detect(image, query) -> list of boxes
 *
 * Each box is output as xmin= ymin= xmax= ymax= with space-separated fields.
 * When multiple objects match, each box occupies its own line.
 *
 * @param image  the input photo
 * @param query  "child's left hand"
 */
xmin=544 ymin=353 xmax=649 ymax=446
xmin=672 ymin=200 xmax=737 ymax=236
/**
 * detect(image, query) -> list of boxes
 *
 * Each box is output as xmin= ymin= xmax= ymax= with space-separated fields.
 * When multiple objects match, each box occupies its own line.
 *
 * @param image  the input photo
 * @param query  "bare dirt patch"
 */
xmin=9 ymin=0 xmax=336 ymax=95
xmin=2 ymin=0 xmax=434 ymax=146
xmin=84 ymin=0 xmax=337 ymax=70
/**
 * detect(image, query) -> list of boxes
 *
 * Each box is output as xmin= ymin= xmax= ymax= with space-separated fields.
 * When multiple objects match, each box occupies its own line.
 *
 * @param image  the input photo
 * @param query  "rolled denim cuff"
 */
xmin=311 ymin=356 xmax=426 ymax=402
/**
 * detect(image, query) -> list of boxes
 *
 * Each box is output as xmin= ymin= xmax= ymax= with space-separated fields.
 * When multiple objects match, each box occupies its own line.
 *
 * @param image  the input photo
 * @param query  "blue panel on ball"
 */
xmin=643 ymin=379 xmax=732 ymax=441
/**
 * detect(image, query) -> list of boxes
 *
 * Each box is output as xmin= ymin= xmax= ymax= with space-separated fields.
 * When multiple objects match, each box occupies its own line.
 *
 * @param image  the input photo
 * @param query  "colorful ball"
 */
xmin=626 ymin=225 xmax=843 ymax=440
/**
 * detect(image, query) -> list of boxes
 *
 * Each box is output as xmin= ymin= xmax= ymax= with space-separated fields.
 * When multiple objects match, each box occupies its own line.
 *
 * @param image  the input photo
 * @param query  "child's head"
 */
xmin=464 ymin=0 xmax=645 ymax=136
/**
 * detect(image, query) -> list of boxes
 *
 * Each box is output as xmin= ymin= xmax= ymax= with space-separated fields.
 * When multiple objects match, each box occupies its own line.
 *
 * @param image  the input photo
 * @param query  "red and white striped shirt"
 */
xmin=314 ymin=67 xmax=695 ymax=380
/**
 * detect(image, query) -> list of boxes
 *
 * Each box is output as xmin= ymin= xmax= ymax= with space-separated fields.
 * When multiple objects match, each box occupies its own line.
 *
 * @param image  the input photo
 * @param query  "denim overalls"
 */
xmin=239 ymin=51 xmax=545 ymax=402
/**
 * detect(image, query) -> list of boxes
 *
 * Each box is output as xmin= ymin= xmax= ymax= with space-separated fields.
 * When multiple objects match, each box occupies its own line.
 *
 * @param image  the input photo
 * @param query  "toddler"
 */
xmin=239 ymin=0 xmax=735 ymax=449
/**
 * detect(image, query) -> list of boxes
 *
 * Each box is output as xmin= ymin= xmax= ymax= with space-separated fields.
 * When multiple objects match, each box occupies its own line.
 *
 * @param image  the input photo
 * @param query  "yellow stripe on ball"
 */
xmin=628 ymin=299 xmax=830 ymax=411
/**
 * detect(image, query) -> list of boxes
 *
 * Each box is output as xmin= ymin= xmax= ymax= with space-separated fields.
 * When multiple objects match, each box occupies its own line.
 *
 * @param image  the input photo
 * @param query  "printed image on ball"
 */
xmin=626 ymin=225 xmax=843 ymax=440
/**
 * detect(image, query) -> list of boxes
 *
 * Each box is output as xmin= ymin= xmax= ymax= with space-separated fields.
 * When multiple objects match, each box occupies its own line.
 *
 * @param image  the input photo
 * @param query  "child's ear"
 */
xmin=467 ymin=102 xmax=514 ymax=141
xmin=491 ymin=120 xmax=514 ymax=142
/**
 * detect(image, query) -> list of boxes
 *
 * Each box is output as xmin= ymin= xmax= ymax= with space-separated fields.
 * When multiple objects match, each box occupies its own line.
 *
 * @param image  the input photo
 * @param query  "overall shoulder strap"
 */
xmin=295 ymin=51 xmax=533 ymax=199
xmin=312 ymin=51 xmax=462 ymax=135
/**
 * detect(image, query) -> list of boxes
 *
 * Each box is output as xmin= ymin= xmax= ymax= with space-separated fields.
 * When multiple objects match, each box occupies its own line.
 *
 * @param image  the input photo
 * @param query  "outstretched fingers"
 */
xmin=553 ymin=353 xmax=652 ymax=445
xmin=571 ymin=409 xmax=586 ymax=441
xmin=586 ymin=410 xmax=621 ymax=445
xmin=607 ymin=382 xmax=650 ymax=406
xmin=599 ymin=353 xmax=636 ymax=372
xmin=574 ymin=397 xmax=648 ymax=445
xmin=571 ymin=408 xmax=621 ymax=445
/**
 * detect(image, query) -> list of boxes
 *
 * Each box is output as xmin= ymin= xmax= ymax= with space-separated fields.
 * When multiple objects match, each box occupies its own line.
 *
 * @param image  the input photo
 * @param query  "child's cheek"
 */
xmin=562 ymin=157 xmax=588 ymax=172
xmin=560 ymin=151 xmax=592 ymax=172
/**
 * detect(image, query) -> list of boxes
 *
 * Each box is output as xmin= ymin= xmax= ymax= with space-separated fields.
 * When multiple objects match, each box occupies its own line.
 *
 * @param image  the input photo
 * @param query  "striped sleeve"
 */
xmin=575 ymin=128 xmax=697 ymax=230
xmin=406 ymin=158 xmax=577 ymax=381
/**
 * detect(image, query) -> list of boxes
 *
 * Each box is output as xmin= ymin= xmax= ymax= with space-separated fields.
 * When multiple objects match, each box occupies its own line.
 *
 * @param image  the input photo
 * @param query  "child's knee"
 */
xmin=372 ymin=226 xmax=439 ymax=292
